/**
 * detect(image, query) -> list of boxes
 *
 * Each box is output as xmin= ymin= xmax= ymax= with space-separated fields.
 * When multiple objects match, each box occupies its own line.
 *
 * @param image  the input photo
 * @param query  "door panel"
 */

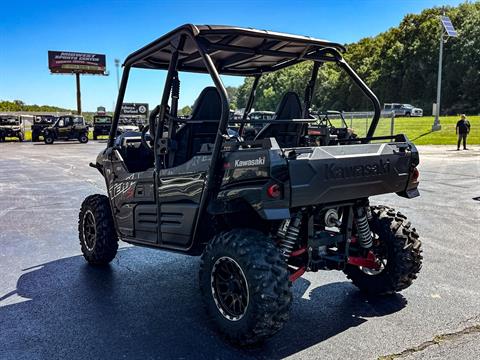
xmin=160 ymin=203 xmax=199 ymax=245
xmin=157 ymin=156 xmax=210 ymax=248
xmin=106 ymin=149 xmax=157 ymax=241
xmin=134 ymin=204 xmax=157 ymax=243
xmin=59 ymin=118 xmax=71 ymax=137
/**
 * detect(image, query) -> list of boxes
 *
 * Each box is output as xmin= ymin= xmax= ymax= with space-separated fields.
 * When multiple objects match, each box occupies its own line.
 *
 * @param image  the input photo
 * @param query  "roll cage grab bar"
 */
xmin=107 ymin=31 xmax=382 ymax=243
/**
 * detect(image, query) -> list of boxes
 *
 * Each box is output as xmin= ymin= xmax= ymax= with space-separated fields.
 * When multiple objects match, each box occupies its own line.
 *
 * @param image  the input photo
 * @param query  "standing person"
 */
xmin=456 ymin=114 xmax=471 ymax=150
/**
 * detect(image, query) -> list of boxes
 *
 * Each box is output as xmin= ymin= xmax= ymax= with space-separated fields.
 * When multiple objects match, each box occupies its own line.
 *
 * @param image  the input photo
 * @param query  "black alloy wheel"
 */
xmin=211 ymin=256 xmax=249 ymax=321
xmin=82 ymin=210 xmax=96 ymax=252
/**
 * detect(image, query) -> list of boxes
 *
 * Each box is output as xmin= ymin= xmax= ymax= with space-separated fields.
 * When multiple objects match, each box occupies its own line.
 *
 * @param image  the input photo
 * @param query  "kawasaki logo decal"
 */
xmin=234 ymin=157 xmax=266 ymax=168
xmin=325 ymin=159 xmax=391 ymax=180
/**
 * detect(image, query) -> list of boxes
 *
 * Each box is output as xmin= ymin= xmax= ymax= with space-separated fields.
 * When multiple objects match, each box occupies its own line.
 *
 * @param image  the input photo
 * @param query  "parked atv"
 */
xmin=308 ymin=110 xmax=358 ymax=145
xmin=79 ymin=24 xmax=422 ymax=346
xmin=32 ymin=115 xmax=56 ymax=142
xmin=0 ymin=115 xmax=24 ymax=142
xmin=93 ymin=115 xmax=112 ymax=140
xmin=43 ymin=115 xmax=89 ymax=144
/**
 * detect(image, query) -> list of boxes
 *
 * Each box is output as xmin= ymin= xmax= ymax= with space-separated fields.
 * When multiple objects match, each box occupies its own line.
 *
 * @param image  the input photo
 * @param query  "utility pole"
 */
xmin=433 ymin=14 xmax=458 ymax=131
xmin=75 ymin=73 xmax=82 ymax=115
xmin=114 ymin=59 xmax=120 ymax=91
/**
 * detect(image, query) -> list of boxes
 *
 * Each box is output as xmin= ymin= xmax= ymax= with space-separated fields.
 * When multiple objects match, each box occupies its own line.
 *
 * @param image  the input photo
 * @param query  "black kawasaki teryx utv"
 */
xmin=43 ymin=115 xmax=89 ymax=144
xmin=79 ymin=25 xmax=422 ymax=345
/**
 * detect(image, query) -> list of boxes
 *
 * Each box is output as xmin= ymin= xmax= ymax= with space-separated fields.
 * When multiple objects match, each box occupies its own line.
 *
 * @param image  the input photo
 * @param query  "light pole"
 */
xmin=432 ymin=14 xmax=458 ymax=131
xmin=432 ymin=32 xmax=444 ymax=131
xmin=114 ymin=58 xmax=120 ymax=91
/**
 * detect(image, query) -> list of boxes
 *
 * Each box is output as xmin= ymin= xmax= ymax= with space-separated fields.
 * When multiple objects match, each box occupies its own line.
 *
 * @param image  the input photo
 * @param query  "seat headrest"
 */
xmin=274 ymin=92 xmax=302 ymax=120
xmin=190 ymin=86 xmax=222 ymax=120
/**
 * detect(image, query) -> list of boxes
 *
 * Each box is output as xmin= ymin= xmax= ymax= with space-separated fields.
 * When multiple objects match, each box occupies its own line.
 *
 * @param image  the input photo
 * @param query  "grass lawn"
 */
xmin=2 ymin=116 xmax=479 ymax=145
xmin=342 ymin=115 xmax=479 ymax=145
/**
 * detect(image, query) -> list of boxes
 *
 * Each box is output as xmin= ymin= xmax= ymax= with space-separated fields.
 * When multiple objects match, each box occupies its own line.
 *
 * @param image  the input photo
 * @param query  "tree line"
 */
xmin=233 ymin=2 xmax=479 ymax=115
xmin=0 ymin=100 xmax=72 ymax=113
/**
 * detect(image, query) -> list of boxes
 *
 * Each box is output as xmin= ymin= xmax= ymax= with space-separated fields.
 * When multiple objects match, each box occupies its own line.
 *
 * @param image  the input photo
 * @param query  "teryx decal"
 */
xmin=109 ymin=176 xmax=136 ymax=199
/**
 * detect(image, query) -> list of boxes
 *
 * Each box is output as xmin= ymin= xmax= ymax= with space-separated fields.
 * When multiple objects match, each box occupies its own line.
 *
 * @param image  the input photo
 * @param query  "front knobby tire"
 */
xmin=79 ymin=134 xmax=89 ymax=143
xmin=199 ymin=229 xmax=292 ymax=346
xmin=78 ymin=194 xmax=118 ymax=265
xmin=344 ymin=206 xmax=422 ymax=295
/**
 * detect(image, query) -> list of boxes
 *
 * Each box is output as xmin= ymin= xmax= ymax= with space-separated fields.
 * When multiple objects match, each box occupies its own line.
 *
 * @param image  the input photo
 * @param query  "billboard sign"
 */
xmin=121 ymin=103 xmax=149 ymax=116
xmin=48 ymin=51 xmax=106 ymax=75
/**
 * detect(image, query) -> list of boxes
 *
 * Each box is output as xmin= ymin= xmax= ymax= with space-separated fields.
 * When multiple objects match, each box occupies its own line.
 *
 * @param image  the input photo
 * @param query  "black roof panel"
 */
xmin=124 ymin=24 xmax=345 ymax=76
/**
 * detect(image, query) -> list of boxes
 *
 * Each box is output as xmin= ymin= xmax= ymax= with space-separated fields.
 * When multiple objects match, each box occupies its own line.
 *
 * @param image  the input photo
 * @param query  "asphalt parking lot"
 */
xmin=0 ymin=141 xmax=479 ymax=360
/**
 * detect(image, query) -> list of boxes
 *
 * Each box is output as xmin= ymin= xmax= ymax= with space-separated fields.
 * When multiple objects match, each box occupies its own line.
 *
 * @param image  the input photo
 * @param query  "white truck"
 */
xmin=383 ymin=103 xmax=423 ymax=117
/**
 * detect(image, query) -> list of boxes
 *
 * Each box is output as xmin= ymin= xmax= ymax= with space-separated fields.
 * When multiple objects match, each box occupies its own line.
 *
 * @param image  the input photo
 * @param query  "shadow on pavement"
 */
xmin=411 ymin=130 xmax=433 ymax=142
xmin=0 ymin=248 xmax=406 ymax=359
xmin=33 ymin=142 xmax=89 ymax=146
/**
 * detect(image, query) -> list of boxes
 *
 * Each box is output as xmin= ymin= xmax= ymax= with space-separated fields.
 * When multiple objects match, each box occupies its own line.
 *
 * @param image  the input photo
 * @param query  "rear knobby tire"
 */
xmin=199 ymin=228 xmax=292 ymax=346
xmin=78 ymin=194 xmax=118 ymax=265
xmin=344 ymin=205 xmax=422 ymax=295
xmin=79 ymin=134 xmax=89 ymax=143
xmin=44 ymin=135 xmax=54 ymax=144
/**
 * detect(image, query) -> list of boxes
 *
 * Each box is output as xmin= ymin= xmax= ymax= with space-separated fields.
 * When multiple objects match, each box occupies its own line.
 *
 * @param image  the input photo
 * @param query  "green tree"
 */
xmin=179 ymin=105 xmax=192 ymax=116
xmin=234 ymin=1 xmax=480 ymax=115
xmin=225 ymin=86 xmax=239 ymax=109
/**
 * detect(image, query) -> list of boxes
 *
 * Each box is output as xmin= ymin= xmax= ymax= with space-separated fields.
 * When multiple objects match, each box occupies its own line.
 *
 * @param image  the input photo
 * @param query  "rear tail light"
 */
xmin=266 ymin=184 xmax=281 ymax=198
xmin=411 ymin=167 xmax=419 ymax=182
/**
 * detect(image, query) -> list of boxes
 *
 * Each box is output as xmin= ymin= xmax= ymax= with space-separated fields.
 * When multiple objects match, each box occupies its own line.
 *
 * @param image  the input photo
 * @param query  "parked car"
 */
xmin=383 ymin=103 xmax=423 ymax=117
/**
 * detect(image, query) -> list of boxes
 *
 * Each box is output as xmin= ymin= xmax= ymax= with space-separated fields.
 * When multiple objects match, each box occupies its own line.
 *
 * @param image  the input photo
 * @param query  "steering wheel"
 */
xmin=141 ymin=124 xmax=153 ymax=151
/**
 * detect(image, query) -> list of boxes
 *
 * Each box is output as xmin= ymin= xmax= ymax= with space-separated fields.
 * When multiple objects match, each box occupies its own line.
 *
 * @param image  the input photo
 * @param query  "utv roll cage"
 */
xmin=313 ymin=110 xmax=348 ymax=127
xmin=108 ymin=24 xmax=382 ymax=242
xmin=109 ymin=24 xmax=381 ymax=142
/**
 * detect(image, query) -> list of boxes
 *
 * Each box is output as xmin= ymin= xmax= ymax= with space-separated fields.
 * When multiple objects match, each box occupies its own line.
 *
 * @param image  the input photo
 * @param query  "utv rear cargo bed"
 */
xmin=288 ymin=143 xmax=418 ymax=207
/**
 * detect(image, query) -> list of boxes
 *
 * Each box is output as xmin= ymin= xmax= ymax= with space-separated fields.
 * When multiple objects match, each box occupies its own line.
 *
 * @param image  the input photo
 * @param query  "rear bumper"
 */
xmin=93 ymin=126 xmax=111 ymax=135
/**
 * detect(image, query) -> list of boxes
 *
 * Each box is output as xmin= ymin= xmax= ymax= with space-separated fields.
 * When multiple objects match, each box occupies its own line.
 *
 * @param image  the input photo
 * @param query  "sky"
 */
xmin=0 ymin=0 xmax=466 ymax=112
